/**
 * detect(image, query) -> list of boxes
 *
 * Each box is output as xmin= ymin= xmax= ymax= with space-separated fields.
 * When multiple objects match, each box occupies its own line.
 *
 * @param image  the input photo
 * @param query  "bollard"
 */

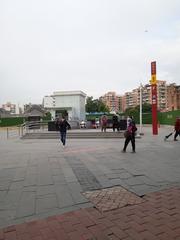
xmin=7 ymin=128 xmax=9 ymax=139
xmin=21 ymin=126 xmax=24 ymax=136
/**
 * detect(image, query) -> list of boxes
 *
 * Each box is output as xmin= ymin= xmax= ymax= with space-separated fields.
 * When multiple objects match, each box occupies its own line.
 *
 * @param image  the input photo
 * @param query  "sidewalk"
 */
xmin=0 ymin=126 xmax=179 ymax=239
xmin=1 ymin=186 xmax=180 ymax=239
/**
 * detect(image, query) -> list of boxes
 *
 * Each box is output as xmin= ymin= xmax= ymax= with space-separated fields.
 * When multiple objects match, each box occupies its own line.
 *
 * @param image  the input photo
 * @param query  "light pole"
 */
xmin=139 ymin=83 xmax=143 ymax=135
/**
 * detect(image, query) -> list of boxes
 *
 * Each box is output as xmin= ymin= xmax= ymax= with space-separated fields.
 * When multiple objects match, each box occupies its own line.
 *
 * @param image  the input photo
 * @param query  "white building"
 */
xmin=43 ymin=91 xmax=86 ymax=121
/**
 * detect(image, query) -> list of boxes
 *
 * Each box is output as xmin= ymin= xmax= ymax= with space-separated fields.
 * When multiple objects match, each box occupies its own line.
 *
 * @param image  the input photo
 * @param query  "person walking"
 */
xmin=112 ymin=114 xmax=119 ymax=132
xmin=122 ymin=117 xmax=137 ymax=153
xmin=174 ymin=117 xmax=180 ymax=141
xmin=56 ymin=116 xmax=71 ymax=147
xmin=101 ymin=114 xmax=108 ymax=132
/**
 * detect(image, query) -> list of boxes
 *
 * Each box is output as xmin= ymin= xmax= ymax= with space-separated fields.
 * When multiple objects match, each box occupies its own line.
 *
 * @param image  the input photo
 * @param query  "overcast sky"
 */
xmin=0 ymin=0 xmax=180 ymax=106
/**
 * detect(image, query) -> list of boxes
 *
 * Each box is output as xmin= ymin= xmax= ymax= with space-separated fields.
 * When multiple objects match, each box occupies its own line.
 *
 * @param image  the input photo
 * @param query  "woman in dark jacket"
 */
xmin=57 ymin=117 xmax=71 ymax=147
xmin=122 ymin=119 xmax=137 ymax=153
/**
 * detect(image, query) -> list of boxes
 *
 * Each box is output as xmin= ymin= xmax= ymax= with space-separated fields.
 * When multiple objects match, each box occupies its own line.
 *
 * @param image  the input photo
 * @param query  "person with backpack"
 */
xmin=122 ymin=117 xmax=137 ymax=153
xmin=56 ymin=116 xmax=71 ymax=147
xmin=101 ymin=114 xmax=108 ymax=132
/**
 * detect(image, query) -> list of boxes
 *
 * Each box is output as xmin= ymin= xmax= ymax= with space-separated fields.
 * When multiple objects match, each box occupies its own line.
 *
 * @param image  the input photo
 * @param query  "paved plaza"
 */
xmin=0 ymin=126 xmax=180 ymax=239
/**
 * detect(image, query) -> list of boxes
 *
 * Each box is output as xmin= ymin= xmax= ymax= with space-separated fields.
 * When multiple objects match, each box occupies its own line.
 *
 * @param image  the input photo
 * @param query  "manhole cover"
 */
xmin=83 ymin=186 xmax=144 ymax=212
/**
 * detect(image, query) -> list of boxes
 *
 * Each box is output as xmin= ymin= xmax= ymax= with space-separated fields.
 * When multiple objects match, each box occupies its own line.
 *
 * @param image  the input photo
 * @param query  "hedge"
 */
xmin=0 ymin=110 xmax=179 ymax=127
xmin=0 ymin=117 xmax=25 ymax=127
xmin=86 ymin=110 xmax=180 ymax=126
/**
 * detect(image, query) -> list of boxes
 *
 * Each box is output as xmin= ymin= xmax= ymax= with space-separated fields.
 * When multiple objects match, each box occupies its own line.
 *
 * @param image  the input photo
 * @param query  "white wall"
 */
xmin=43 ymin=92 xmax=86 ymax=121
xmin=43 ymin=96 xmax=55 ymax=108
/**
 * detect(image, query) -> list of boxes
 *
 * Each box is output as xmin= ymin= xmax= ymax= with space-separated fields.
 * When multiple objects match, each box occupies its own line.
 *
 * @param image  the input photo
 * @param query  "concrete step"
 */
xmin=22 ymin=131 xmax=126 ymax=139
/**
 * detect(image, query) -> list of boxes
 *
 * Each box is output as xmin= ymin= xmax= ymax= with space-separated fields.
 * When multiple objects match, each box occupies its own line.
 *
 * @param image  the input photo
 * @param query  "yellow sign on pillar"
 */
xmin=150 ymin=74 xmax=157 ymax=84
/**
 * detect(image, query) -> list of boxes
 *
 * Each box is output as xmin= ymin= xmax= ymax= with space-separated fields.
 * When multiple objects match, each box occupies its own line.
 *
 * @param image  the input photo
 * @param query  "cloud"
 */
xmin=0 ymin=0 xmax=180 ymax=105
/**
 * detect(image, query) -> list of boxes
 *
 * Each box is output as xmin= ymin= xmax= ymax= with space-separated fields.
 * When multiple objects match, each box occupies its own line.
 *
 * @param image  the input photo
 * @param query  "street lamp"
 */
xmin=139 ymin=83 xmax=143 ymax=135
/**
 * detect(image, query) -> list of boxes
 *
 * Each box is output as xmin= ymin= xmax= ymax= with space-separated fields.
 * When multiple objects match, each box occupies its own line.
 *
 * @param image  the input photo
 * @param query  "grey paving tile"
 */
xmin=0 ymin=181 xmax=11 ymax=191
xmin=9 ymin=181 xmax=24 ymax=190
xmin=0 ymin=190 xmax=7 ymax=200
xmin=24 ymin=174 xmax=37 ymax=187
xmin=37 ymin=185 xmax=55 ymax=196
xmin=23 ymin=186 xmax=37 ymax=192
xmin=67 ymin=182 xmax=89 ymax=204
xmin=3 ymin=189 xmax=22 ymax=207
xmin=52 ymin=175 xmax=66 ymax=184
xmin=0 ymin=168 xmax=15 ymax=180
xmin=55 ymin=184 xmax=75 ymax=208
xmin=36 ymin=194 xmax=58 ymax=214
xmin=13 ymin=167 xmax=26 ymax=181
xmin=16 ymin=192 xmax=35 ymax=218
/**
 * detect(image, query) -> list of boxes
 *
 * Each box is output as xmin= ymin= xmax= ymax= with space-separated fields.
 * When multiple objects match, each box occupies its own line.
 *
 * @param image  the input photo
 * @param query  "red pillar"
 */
xmin=151 ymin=84 xmax=158 ymax=135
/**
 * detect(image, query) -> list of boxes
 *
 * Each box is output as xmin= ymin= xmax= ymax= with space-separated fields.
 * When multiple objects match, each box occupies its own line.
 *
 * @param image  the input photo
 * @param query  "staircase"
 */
xmin=21 ymin=130 xmax=127 ymax=139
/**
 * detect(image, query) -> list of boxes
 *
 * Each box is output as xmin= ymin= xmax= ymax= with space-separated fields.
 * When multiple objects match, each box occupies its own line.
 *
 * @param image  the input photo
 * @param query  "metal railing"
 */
xmin=4 ymin=121 xmax=49 ymax=139
xmin=3 ymin=126 xmax=22 ymax=139
xmin=20 ymin=121 xmax=49 ymax=136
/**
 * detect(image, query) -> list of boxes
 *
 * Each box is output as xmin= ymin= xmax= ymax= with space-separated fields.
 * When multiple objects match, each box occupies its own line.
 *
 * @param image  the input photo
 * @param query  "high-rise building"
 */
xmin=142 ymin=84 xmax=151 ymax=105
xmin=166 ymin=83 xmax=180 ymax=111
xmin=122 ymin=80 xmax=168 ymax=111
xmin=157 ymin=80 xmax=167 ymax=111
xmin=100 ymin=92 xmax=120 ymax=112
xmin=124 ymin=91 xmax=134 ymax=109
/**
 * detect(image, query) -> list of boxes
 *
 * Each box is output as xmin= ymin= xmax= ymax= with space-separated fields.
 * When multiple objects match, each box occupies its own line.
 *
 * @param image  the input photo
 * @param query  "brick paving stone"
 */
xmin=1 ymin=186 xmax=180 ymax=239
xmin=0 ymin=229 xmax=4 ymax=240
xmin=83 ymin=186 xmax=144 ymax=212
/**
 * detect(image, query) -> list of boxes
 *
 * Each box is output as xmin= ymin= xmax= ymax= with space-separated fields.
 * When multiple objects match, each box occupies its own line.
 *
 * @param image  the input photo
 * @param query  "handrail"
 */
xmin=19 ymin=121 xmax=49 ymax=137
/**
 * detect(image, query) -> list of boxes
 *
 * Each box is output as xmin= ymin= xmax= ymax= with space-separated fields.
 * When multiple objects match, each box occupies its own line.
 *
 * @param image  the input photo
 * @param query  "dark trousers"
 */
xmin=123 ymin=134 xmax=135 ymax=152
xmin=174 ymin=130 xmax=180 ymax=140
xmin=113 ymin=123 xmax=119 ymax=132
xmin=60 ymin=131 xmax=66 ymax=145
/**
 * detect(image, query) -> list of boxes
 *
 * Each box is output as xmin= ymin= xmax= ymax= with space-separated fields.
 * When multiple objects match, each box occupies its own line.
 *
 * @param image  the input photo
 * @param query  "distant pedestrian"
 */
xmin=112 ymin=114 xmax=119 ymax=132
xmin=56 ymin=116 xmax=71 ymax=147
xmin=174 ymin=117 xmax=180 ymax=141
xmin=122 ymin=117 xmax=137 ymax=153
xmin=101 ymin=114 xmax=108 ymax=132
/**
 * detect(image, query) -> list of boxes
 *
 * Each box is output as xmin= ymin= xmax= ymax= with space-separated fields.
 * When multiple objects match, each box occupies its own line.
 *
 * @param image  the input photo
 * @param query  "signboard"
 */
xmin=150 ymin=62 xmax=157 ymax=84
xmin=151 ymin=61 xmax=156 ymax=75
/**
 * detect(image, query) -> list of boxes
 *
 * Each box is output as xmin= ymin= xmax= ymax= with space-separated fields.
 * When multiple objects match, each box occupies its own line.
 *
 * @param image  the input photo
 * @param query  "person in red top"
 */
xmin=174 ymin=117 xmax=180 ymax=141
xmin=122 ymin=117 xmax=137 ymax=153
xmin=101 ymin=114 xmax=108 ymax=132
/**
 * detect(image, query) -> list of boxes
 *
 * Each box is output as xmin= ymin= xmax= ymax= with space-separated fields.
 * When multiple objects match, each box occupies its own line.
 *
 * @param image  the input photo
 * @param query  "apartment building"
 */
xmin=157 ymin=80 xmax=167 ymax=111
xmin=101 ymin=80 xmax=179 ymax=112
xmin=100 ymin=92 xmax=120 ymax=112
xmin=142 ymin=84 xmax=151 ymax=105
xmin=122 ymin=80 xmax=168 ymax=111
xmin=166 ymin=83 xmax=180 ymax=111
xmin=124 ymin=91 xmax=134 ymax=109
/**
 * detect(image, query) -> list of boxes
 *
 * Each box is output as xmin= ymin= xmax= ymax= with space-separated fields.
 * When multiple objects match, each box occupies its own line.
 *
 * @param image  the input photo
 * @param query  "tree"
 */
xmin=85 ymin=96 xmax=109 ymax=113
xmin=124 ymin=103 xmax=152 ymax=118
xmin=124 ymin=107 xmax=138 ymax=116
xmin=85 ymin=96 xmax=96 ymax=113
xmin=134 ymin=103 xmax=152 ymax=113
